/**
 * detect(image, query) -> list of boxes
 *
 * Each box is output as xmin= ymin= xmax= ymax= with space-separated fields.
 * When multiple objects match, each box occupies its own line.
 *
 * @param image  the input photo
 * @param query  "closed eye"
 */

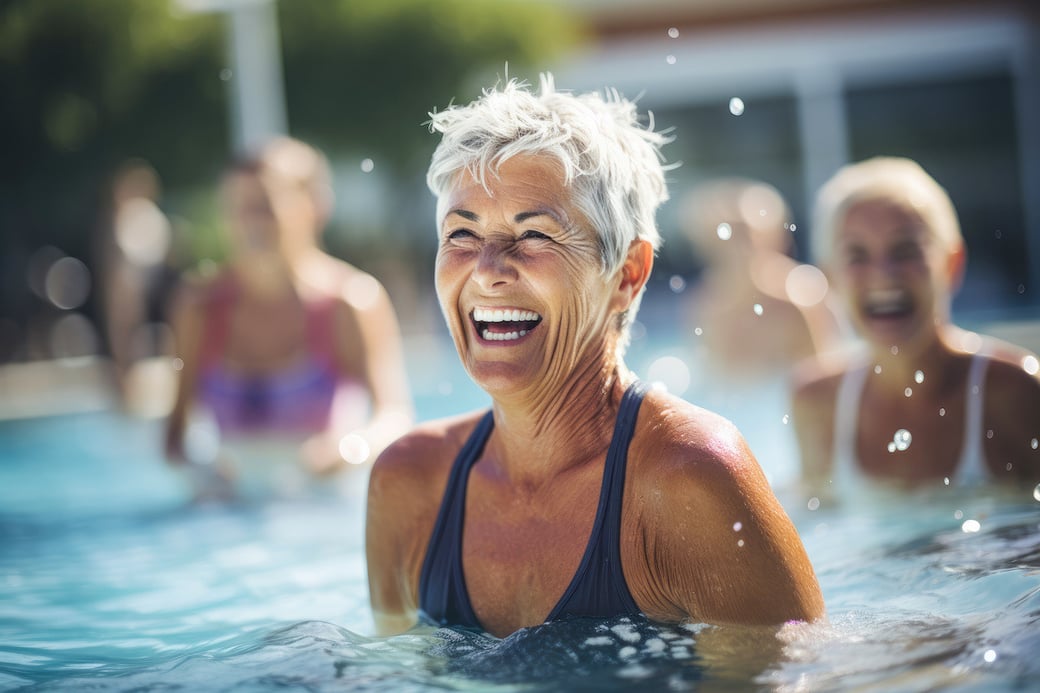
xmin=519 ymin=230 xmax=551 ymax=241
xmin=446 ymin=228 xmax=477 ymax=241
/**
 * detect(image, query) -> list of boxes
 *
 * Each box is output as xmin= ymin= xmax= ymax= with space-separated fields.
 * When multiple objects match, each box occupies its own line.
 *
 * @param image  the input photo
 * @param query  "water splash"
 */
xmin=888 ymin=429 xmax=912 ymax=453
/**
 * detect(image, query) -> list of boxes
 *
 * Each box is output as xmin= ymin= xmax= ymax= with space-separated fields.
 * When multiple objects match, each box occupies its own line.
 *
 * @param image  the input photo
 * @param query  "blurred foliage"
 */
xmin=0 ymin=0 xmax=585 ymax=328
xmin=278 ymin=0 xmax=584 ymax=172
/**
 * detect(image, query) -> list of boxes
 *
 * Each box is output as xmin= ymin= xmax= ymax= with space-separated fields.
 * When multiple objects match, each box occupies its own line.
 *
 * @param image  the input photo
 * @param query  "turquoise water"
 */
xmin=2 ymin=355 xmax=1040 ymax=690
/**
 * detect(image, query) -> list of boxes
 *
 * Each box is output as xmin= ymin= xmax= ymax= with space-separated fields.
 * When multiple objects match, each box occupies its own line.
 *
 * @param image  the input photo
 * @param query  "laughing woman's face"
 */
xmin=434 ymin=155 xmax=626 ymax=401
xmin=832 ymin=198 xmax=953 ymax=353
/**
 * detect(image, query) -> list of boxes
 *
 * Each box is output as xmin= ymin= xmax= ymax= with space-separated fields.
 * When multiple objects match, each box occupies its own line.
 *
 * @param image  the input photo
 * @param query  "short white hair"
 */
xmin=426 ymin=73 xmax=670 ymax=274
xmin=811 ymin=156 xmax=962 ymax=266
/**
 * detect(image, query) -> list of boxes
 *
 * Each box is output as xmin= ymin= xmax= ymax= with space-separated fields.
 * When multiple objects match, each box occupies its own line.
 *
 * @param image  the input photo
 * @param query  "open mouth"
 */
xmin=471 ymin=307 xmax=543 ymax=342
xmin=862 ymin=289 xmax=914 ymax=320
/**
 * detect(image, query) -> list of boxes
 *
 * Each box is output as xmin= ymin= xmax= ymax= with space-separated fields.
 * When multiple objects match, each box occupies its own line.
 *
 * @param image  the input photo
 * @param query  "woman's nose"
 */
xmin=471 ymin=241 xmax=517 ymax=291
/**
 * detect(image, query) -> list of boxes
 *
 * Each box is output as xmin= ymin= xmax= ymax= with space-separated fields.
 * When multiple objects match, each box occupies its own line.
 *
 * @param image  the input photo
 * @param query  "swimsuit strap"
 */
xmin=546 ymin=379 xmax=647 ymax=621
xmin=417 ymin=411 xmax=494 ymax=629
xmin=198 ymin=275 xmax=237 ymax=368
xmin=418 ymin=380 xmax=649 ymax=629
xmin=831 ymin=358 xmax=871 ymax=491
xmin=302 ymin=296 xmax=340 ymax=372
xmin=954 ymin=351 xmax=990 ymax=485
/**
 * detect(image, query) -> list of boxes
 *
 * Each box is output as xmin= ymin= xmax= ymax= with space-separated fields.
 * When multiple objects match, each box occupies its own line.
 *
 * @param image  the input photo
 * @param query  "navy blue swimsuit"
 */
xmin=418 ymin=380 xmax=649 ymax=630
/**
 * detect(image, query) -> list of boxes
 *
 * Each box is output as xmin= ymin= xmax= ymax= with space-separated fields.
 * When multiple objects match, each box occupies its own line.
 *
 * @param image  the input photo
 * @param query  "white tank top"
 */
xmin=831 ymin=352 xmax=990 ymax=490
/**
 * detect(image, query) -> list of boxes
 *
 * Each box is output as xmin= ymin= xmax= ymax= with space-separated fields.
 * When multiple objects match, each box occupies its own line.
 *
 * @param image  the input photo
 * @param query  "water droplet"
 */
xmin=45 ymin=256 xmax=91 ymax=310
xmin=787 ymin=264 xmax=829 ymax=307
xmin=807 ymin=497 xmax=820 ymax=511
xmin=944 ymin=477 xmax=950 ymax=486
xmin=887 ymin=442 xmax=897 ymax=453
xmin=939 ymin=407 xmax=946 ymax=417
xmin=737 ymin=539 xmax=745 ymax=547
xmin=1033 ymin=483 xmax=1040 ymax=502
xmin=219 ymin=68 xmax=232 ymax=81
xmin=954 ymin=509 xmax=963 ymax=520
xmin=172 ymin=357 xmax=184 ymax=371
xmin=1017 ymin=284 xmax=1026 ymax=295
xmin=1006 ymin=462 xmax=1013 ymax=472
xmin=986 ymin=429 xmax=994 ymax=439
xmin=338 ymin=433 xmax=371 ymax=465
xmin=716 ymin=222 xmax=732 ymax=240
xmin=994 ymin=229 xmax=1002 ymax=240
xmin=914 ymin=370 xmax=924 ymax=383
xmin=668 ymin=275 xmax=686 ymax=293
xmin=665 ymin=55 xmax=677 ymax=65
xmin=874 ymin=365 xmax=883 ymax=375
xmin=1031 ymin=438 xmax=1038 ymax=450
xmin=962 ymin=519 xmax=981 ymax=533
xmin=728 ymin=97 xmax=745 ymax=116
xmin=668 ymin=27 xmax=680 ymax=38
xmin=904 ymin=387 xmax=913 ymax=398
xmin=893 ymin=429 xmax=912 ymax=451
xmin=890 ymin=345 xmax=899 ymax=355
xmin=360 ymin=158 xmax=374 ymax=173
xmin=1022 ymin=355 xmax=1039 ymax=375
xmin=733 ymin=522 xmax=742 ymax=532
xmin=647 ymin=356 xmax=691 ymax=396
xmin=789 ymin=223 xmax=797 ymax=232
xmin=782 ymin=414 xmax=790 ymax=425
xmin=753 ymin=303 xmax=763 ymax=316
xmin=984 ymin=649 xmax=997 ymax=663
xmin=694 ymin=327 xmax=703 ymax=336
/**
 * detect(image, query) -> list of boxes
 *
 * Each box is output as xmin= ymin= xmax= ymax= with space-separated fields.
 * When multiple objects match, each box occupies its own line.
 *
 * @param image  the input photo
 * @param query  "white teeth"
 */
xmin=481 ymin=329 xmax=528 ymax=341
xmin=473 ymin=308 xmax=541 ymax=322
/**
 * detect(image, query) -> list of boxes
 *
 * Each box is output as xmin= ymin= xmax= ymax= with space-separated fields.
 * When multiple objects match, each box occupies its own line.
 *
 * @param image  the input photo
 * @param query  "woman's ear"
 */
xmin=611 ymin=239 xmax=654 ymax=313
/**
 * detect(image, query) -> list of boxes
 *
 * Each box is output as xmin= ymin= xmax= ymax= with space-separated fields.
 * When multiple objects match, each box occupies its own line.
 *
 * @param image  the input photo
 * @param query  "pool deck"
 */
xmin=0 ymin=356 xmax=177 ymax=421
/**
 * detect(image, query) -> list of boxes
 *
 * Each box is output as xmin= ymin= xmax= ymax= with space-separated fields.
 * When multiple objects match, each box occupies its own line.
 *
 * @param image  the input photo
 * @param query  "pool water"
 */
xmin=2 ymin=393 xmax=1040 ymax=690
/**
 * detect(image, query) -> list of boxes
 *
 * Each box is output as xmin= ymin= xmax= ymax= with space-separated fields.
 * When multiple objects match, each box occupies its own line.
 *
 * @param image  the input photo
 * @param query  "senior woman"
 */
xmin=366 ymin=75 xmax=824 ymax=638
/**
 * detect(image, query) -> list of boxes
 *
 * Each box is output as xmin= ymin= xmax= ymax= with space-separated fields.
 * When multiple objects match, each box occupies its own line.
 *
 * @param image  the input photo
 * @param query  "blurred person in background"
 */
xmin=96 ymin=160 xmax=182 ymax=416
xmin=791 ymin=157 xmax=1040 ymax=501
xmin=678 ymin=178 xmax=844 ymax=489
xmin=680 ymin=177 xmax=843 ymax=380
xmin=164 ymin=137 xmax=413 ymax=499
xmin=366 ymin=75 xmax=822 ymax=637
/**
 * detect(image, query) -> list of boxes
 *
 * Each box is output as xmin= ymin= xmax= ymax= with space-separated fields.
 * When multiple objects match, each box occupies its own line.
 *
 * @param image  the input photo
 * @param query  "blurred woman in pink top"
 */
xmin=165 ymin=137 xmax=412 ymax=498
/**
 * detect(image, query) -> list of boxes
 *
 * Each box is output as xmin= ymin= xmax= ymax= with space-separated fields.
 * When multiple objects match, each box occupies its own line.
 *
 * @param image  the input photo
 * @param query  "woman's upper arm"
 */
xmin=645 ymin=430 xmax=824 ymax=627
xmin=365 ymin=447 xmax=420 ymax=635
xmin=164 ymin=281 xmax=206 ymax=459
xmin=333 ymin=276 xmax=412 ymax=414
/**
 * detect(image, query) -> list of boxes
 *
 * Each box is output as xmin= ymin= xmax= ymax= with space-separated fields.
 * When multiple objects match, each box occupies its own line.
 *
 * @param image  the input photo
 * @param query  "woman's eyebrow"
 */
xmin=515 ymin=209 xmax=565 ymax=225
xmin=446 ymin=209 xmax=479 ymax=222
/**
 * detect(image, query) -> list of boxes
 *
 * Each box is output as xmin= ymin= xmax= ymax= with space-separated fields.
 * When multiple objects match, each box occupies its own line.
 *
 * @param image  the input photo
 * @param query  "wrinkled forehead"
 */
xmin=436 ymin=155 xmax=573 ymax=224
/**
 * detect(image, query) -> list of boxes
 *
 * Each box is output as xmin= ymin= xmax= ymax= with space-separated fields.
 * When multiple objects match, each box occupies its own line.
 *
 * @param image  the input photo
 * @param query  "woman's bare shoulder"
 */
xmin=631 ymin=388 xmax=756 ymax=484
xmin=790 ymin=349 xmax=856 ymax=402
xmin=371 ymin=410 xmax=488 ymax=483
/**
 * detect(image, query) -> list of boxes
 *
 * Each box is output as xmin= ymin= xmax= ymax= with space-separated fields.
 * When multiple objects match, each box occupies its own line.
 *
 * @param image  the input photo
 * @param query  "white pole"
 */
xmin=225 ymin=0 xmax=287 ymax=153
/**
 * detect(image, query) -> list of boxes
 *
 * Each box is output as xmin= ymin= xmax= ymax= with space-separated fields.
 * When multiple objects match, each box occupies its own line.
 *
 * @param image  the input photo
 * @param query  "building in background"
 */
xmin=554 ymin=0 xmax=1038 ymax=326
